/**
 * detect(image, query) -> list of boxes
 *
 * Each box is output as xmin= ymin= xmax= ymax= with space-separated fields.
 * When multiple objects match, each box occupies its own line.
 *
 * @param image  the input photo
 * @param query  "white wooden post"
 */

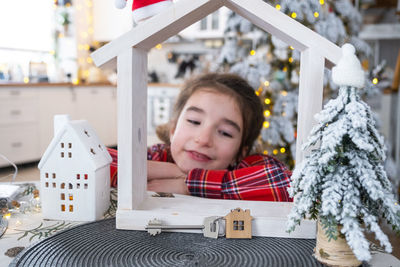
xmin=117 ymin=48 xmax=148 ymax=210
xmin=296 ymin=49 xmax=325 ymax=162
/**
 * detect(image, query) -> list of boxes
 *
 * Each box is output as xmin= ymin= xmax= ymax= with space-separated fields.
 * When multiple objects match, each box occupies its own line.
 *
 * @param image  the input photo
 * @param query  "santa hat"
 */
xmin=332 ymin=43 xmax=365 ymax=88
xmin=115 ymin=0 xmax=173 ymax=23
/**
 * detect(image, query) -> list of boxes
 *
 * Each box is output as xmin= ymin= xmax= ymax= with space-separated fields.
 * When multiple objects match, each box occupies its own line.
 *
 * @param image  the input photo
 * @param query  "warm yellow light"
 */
xmin=88 ymin=27 xmax=94 ymax=34
xmin=319 ymin=0 xmax=324 ymax=5
xmin=81 ymin=32 xmax=88 ymax=39
xmin=3 ymin=213 xmax=11 ymax=219
xmin=289 ymin=46 xmax=294 ymax=50
xmin=49 ymin=50 xmax=55 ymax=55
xmin=275 ymin=4 xmax=281 ymax=10
xmin=372 ymin=78 xmax=378 ymax=84
xmin=280 ymin=147 xmax=286 ymax=153
xmin=314 ymin=12 xmax=319 ymax=18
xmin=263 ymin=150 xmax=268 ymax=155
xmin=264 ymin=110 xmax=271 ymax=117
xmin=73 ymin=79 xmax=79 ymax=85
xmin=288 ymin=57 xmax=293 ymax=63
xmin=291 ymin=12 xmax=297 ymax=19
xmin=86 ymin=57 xmax=93 ymax=64
xmin=58 ymin=33 xmax=64 ymax=38
xmin=84 ymin=44 xmax=90 ymax=50
xmin=83 ymin=70 xmax=90 ymax=78
xmin=155 ymin=44 xmax=162 ymax=50
xmin=255 ymin=91 xmax=260 ymax=96
xmin=263 ymin=121 xmax=270 ymax=128
xmin=281 ymin=90 xmax=288 ymax=96
xmin=78 ymin=58 xmax=85 ymax=64
xmin=273 ymin=149 xmax=278 ymax=155
xmin=265 ymin=98 xmax=271 ymax=104
xmin=66 ymin=2 xmax=71 ymax=7
xmin=76 ymin=4 xmax=82 ymax=11
xmin=86 ymin=0 xmax=93 ymax=7
xmin=264 ymin=81 xmax=270 ymax=86
xmin=23 ymin=77 xmax=29 ymax=84
xmin=283 ymin=67 xmax=288 ymax=72
xmin=250 ymin=50 xmax=256 ymax=56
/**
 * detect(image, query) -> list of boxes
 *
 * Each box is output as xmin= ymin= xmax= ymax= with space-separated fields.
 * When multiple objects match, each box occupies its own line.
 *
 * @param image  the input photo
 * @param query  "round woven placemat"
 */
xmin=10 ymin=218 xmax=325 ymax=267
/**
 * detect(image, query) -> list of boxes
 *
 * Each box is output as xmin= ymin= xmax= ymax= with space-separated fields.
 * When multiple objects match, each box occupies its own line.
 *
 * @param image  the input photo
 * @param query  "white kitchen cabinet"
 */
xmin=74 ymin=85 xmax=117 ymax=146
xmin=38 ymin=86 xmax=76 ymax=154
xmin=0 ymin=123 xmax=40 ymax=165
xmin=0 ymin=83 xmax=179 ymax=168
xmin=0 ymin=87 xmax=40 ymax=166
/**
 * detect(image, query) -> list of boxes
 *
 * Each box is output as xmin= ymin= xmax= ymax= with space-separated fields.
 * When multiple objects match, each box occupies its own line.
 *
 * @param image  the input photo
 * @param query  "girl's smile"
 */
xmin=186 ymin=150 xmax=212 ymax=162
xmin=169 ymin=89 xmax=244 ymax=173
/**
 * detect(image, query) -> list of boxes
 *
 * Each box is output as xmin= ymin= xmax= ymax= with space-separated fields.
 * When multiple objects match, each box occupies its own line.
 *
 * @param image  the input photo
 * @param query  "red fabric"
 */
xmin=187 ymin=154 xmax=293 ymax=201
xmin=107 ymin=148 xmax=118 ymax=188
xmin=132 ymin=0 xmax=169 ymax=10
xmin=107 ymin=144 xmax=292 ymax=202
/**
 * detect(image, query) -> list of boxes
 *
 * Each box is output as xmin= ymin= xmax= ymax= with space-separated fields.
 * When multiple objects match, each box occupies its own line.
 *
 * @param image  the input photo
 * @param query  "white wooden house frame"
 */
xmin=91 ymin=0 xmax=341 ymax=238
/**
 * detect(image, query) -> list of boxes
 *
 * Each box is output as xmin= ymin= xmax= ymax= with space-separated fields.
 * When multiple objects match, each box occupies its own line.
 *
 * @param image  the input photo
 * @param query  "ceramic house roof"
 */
xmin=91 ymin=0 xmax=341 ymax=69
xmin=38 ymin=119 xmax=112 ymax=171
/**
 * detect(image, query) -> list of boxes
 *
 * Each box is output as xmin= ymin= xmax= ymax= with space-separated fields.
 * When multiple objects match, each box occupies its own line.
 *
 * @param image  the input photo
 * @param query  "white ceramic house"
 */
xmin=91 ymin=0 xmax=342 ymax=238
xmin=38 ymin=115 xmax=111 ymax=221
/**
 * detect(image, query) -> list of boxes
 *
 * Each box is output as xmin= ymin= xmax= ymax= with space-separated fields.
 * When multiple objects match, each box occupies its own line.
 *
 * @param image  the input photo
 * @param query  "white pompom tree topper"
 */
xmin=114 ymin=0 xmax=173 ymax=23
xmin=286 ymin=43 xmax=400 ymax=261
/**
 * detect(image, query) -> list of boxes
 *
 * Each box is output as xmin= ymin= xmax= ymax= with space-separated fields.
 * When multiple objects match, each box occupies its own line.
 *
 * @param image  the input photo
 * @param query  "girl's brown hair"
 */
xmin=156 ymin=73 xmax=264 ymax=161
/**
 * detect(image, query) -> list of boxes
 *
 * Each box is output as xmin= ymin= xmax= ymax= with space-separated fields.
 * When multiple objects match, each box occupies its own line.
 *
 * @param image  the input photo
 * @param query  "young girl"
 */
xmin=109 ymin=73 xmax=292 ymax=202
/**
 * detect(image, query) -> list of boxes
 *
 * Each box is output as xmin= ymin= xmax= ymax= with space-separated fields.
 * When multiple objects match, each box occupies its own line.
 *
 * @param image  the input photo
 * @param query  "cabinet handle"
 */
xmin=10 ymin=90 xmax=21 ymax=96
xmin=11 ymin=142 xmax=22 ymax=148
xmin=10 ymin=110 xmax=21 ymax=116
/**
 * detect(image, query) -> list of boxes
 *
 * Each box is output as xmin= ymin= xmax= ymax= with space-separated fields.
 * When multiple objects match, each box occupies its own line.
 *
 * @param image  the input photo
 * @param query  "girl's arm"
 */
xmin=185 ymin=155 xmax=293 ymax=202
xmin=147 ymin=177 xmax=189 ymax=195
xmin=147 ymin=160 xmax=186 ymax=180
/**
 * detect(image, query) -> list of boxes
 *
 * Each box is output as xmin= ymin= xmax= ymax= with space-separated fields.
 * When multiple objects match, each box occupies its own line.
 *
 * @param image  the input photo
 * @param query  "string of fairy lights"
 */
xmin=51 ymin=0 xmax=98 ymax=84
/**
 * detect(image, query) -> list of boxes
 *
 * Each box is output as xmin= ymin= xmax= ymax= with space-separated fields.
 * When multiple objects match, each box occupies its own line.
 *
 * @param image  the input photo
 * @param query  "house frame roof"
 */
xmin=91 ymin=0 xmax=341 ymax=69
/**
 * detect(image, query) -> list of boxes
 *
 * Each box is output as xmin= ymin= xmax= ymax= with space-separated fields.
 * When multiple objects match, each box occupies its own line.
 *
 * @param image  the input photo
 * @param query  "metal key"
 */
xmin=145 ymin=216 xmax=223 ymax=238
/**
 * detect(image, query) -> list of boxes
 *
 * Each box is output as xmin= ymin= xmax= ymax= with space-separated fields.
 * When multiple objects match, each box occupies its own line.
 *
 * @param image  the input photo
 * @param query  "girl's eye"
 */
xmin=219 ymin=130 xmax=233 ymax=138
xmin=187 ymin=119 xmax=200 ymax=125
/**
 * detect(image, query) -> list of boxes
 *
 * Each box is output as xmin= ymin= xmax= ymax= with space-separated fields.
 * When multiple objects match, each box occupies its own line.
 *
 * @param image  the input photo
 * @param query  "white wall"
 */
xmin=92 ymin=0 xmax=133 ymax=42
xmin=0 ymin=0 xmax=54 ymax=51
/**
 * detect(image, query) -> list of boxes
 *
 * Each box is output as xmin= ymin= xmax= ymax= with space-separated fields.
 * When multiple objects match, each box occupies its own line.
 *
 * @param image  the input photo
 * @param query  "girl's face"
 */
xmin=170 ymin=89 xmax=244 ymax=173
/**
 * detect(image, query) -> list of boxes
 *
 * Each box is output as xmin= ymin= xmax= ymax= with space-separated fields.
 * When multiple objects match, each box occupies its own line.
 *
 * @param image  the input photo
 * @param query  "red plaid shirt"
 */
xmin=108 ymin=144 xmax=292 ymax=202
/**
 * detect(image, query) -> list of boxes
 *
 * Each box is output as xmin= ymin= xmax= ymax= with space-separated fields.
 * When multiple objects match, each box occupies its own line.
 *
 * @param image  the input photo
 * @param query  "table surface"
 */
xmin=0 ymin=182 xmax=399 ymax=267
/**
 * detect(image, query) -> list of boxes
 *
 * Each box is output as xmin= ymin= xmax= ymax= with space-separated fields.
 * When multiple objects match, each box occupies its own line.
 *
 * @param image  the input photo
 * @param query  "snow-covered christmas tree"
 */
xmin=216 ymin=0 xmax=378 ymax=169
xmin=286 ymin=44 xmax=400 ymax=262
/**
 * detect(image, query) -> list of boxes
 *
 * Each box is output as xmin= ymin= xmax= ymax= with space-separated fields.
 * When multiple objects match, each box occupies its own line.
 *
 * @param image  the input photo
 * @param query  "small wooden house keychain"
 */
xmin=224 ymin=208 xmax=253 ymax=239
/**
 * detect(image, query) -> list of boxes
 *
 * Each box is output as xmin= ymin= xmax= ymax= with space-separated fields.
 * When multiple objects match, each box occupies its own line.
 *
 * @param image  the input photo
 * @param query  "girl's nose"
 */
xmin=195 ymin=127 xmax=213 ymax=147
